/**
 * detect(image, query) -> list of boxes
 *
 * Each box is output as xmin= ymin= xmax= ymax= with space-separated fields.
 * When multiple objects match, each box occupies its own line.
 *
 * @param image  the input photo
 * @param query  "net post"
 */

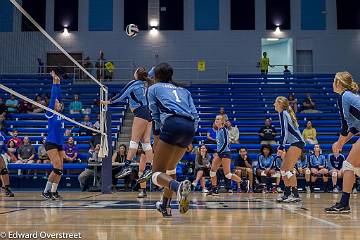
xmin=101 ymin=110 xmax=112 ymax=194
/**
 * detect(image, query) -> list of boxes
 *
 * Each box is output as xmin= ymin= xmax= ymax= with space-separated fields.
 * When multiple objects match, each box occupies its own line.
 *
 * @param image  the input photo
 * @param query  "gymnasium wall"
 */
xmin=0 ymin=0 xmax=360 ymax=81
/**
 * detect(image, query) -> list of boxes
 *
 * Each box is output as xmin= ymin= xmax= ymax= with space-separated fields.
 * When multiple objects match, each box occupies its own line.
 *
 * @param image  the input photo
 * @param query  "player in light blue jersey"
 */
xmin=102 ymin=68 xmax=153 ymax=198
xmin=147 ymin=63 xmax=198 ymax=217
xmin=0 ymin=131 xmax=14 ymax=197
xmin=207 ymin=115 xmax=241 ymax=195
xmin=275 ymin=96 xmax=305 ymax=203
xmin=326 ymin=72 xmax=360 ymax=214
xmin=42 ymin=71 xmax=65 ymax=200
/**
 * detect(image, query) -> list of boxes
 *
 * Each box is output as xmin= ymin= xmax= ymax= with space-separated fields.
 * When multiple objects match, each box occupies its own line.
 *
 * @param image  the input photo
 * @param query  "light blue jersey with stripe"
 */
xmin=309 ymin=154 xmax=326 ymax=168
xmin=110 ymin=80 xmax=147 ymax=110
xmin=338 ymin=91 xmax=360 ymax=136
xmin=45 ymin=84 xmax=65 ymax=146
xmin=216 ymin=127 xmax=230 ymax=154
xmin=296 ymin=158 xmax=309 ymax=169
xmin=278 ymin=110 xmax=305 ymax=151
xmin=257 ymin=154 xmax=274 ymax=169
xmin=147 ymin=82 xmax=199 ymax=132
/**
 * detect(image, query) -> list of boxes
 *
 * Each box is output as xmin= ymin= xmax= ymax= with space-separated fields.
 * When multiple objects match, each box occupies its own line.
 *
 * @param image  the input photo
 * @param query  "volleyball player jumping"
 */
xmin=42 ymin=71 xmax=65 ymax=200
xmin=147 ymin=63 xmax=198 ymax=217
xmin=102 ymin=68 xmax=153 ymax=183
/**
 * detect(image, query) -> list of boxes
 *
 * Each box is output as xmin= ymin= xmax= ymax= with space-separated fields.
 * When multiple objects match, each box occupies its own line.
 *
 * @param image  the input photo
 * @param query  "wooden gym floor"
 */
xmin=0 ymin=192 xmax=359 ymax=240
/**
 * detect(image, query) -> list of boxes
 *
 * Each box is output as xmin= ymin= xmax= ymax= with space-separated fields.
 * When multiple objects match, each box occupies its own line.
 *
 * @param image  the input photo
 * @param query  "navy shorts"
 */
xmin=290 ymin=141 xmax=305 ymax=150
xmin=133 ymin=106 xmax=151 ymax=122
xmin=45 ymin=142 xmax=63 ymax=151
xmin=218 ymin=151 xmax=232 ymax=159
xmin=159 ymin=116 xmax=195 ymax=148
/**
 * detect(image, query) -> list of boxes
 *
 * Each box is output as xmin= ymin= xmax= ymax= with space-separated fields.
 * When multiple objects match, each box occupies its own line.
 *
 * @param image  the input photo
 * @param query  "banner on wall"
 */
xmin=197 ymin=59 xmax=206 ymax=72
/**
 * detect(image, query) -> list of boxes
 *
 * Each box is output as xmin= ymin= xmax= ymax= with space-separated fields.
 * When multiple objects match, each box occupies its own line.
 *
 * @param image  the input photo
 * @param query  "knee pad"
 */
xmin=141 ymin=142 xmax=152 ymax=152
xmin=210 ymin=171 xmax=217 ymax=177
xmin=0 ymin=168 xmax=9 ymax=175
xmin=280 ymin=170 xmax=286 ymax=177
xmin=305 ymin=169 xmax=311 ymax=175
xmin=166 ymin=169 xmax=176 ymax=175
xmin=342 ymin=161 xmax=360 ymax=176
xmin=225 ymin=173 xmax=233 ymax=180
xmin=129 ymin=141 xmax=139 ymax=150
xmin=151 ymin=172 xmax=161 ymax=187
xmin=285 ymin=171 xmax=293 ymax=179
xmin=53 ymin=168 xmax=63 ymax=176
xmin=332 ymin=171 xmax=338 ymax=177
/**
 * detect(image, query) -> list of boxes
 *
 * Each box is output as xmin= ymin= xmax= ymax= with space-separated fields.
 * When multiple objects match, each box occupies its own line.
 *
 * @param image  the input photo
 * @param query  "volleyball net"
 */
xmin=0 ymin=0 xmax=109 ymax=159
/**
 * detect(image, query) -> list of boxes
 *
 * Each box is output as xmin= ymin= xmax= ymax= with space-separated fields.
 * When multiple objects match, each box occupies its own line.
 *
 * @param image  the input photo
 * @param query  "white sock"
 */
xmin=51 ymin=183 xmax=59 ymax=193
xmin=44 ymin=181 xmax=52 ymax=193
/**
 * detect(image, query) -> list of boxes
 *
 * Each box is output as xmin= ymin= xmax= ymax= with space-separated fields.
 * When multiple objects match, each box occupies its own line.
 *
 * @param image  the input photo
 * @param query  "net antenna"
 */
xmin=6 ymin=0 xmax=109 ymax=157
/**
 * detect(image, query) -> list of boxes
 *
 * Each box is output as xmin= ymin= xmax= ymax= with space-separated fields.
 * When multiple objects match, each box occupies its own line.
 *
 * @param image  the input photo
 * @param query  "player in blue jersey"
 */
xmin=102 ymin=68 xmax=153 ymax=193
xmin=326 ymin=72 xmax=360 ymax=213
xmin=327 ymin=152 xmax=345 ymax=193
xmin=42 ymin=71 xmax=65 ymax=200
xmin=295 ymin=151 xmax=311 ymax=193
xmin=0 ymin=131 xmax=14 ymax=197
xmin=207 ymin=115 xmax=241 ymax=195
xmin=309 ymin=144 xmax=329 ymax=192
xmin=274 ymin=96 xmax=305 ymax=203
xmin=147 ymin=63 xmax=198 ymax=217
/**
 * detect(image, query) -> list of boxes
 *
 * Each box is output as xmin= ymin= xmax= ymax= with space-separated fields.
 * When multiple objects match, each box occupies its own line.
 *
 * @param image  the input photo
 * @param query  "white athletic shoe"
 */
xmin=202 ymin=189 xmax=209 ymax=193
xmin=177 ymin=180 xmax=192 ymax=214
xmin=305 ymin=186 xmax=311 ymax=194
xmin=333 ymin=187 xmax=339 ymax=193
xmin=353 ymin=188 xmax=358 ymax=194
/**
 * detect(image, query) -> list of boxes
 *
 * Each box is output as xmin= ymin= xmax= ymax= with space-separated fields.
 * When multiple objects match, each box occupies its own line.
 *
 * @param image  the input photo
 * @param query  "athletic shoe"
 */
xmin=3 ymin=187 xmax=14 ymax=197
xmin=276 ymin=187 xmax=283 ymax=193
xmin=137 ymin=189 xmax=147 ymax=198
xmin=237 ymin=187 xmax=242 ymax=193
xmin=192 ymin=181 xmax=198 ymax=188
xmin=137 ymin=168 xmax=152 ymax=183
xmin=51 ymin=191 xmax=61 ymax=201
xmin=207 ymin=187 xmax=219 ymax=196
xmin=202 ymin=189 xmax=209 ymax=194
xmin=227 ymin=189 xmax=233 ymax=194
xmin=305 ymin=186 xmax=311 ymax=193
xmin=115 ymin=167 xmax=132 ymax=179
xmin=248 ymin=187 xmax=253 ymax=193
xmin=353 ymin=188 xmax=358 ymax=194
xmin=333 ymin=187 xmax=339 ymax=193
xmin=276 ymin=194 xmax=290 ymax=203
xmin=156 ymin=201 xmax=172 ymax=218
xmin=290 ymin=196 xmax=302 ymax=203
xmin=325 ymin=202 xmax=351 ymax=214
xmin=42 ymin=191 xmax=52 ymax=200
xmin=177 ymin=180 xmax=191 ymax=214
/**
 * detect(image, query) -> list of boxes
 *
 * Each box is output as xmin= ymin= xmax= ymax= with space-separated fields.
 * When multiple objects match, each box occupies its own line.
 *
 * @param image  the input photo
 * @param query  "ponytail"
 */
xmin=351 ymin=82 xmax=359 ymax=94
xmin=287 ymin=105 xmax=299 ymax=128
xmin=276 ymin=96 xmax=299 ymax=127
xmin=335 ymin=71 xmax=359 ymax=94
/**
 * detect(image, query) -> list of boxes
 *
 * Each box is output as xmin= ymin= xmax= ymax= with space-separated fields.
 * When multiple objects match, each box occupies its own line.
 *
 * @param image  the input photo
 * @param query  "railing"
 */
xmin=0 ymin=60 xmax=344 ymax=84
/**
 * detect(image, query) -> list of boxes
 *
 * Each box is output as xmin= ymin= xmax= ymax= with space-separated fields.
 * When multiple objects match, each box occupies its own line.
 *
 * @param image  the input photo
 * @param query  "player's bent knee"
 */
xmin=141 ymin=142 xmax=152 ymax=152
xmin=53 ymin=168 xmax=63 ymax=176
xmin=166 ymin=169 xmax=176 ymax=175
xmin=129 ymin=140 xmax=139 ymax=150
xmin=210 ymin=171 xmax=217 ymax=178
xmin=152 ymin=172 xmax=162 ymax=186
xmin=305 ymin=169 xmax=311 ymax=175
xmin=332 ymin=171 xmax=337 ymax=177
xmin=225 ymin=173 xmax=233 ymax=179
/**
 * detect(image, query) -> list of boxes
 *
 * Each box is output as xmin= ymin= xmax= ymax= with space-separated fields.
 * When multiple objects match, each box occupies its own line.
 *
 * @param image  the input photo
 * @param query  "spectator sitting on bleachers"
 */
xmin=256 ymin=144 xmax=275 ymax=192
xmin=32 ymin=95 xmax=45 ymax=113
xmin=63 ymin=137 xmax=79 ymax=163
xmin=44 ymin=95 xmax=50 ymax=107
xmin=192 ymin=144 xmax=211 ymax=193
xmin=64 ymin=128 xmax=73 ymax=137
xmin=90 ymin=132 xmax=101 ymax=150
xmin=205 ymin=124 xmax=217 ymax=145
xmin=219 ymin=107 xmax=229 ymax=121
xmin=283 ymin=65 xmax=291 ymax=75
xmin=234 ymin=147 xmax=253 ymax=192
xmin=288 ymin=93 xmax=298 ymax=113
xmin=112 ymin=144 xmax=135 ymax=190
xmin=309 ymin=144 xmax=329 ymax=192
xmin=327 ymin=152 xmax=345 ymax=193
xmin=93 ymin=114 xmax=100 ymax=130
xmin=296 ymin=150 xmax=311 ymax=193
xmin=258 ymin=118 xmax=276 ymax=145
xmin=6 ymin=140 xmax=18 ymax=163
xmin=9 ymin=130 xmax=22 ymax=148
xmin=18 ymin=100 xmax=33 ymax=114
xmin=0 ymin=98 xmax=7 ymax=132
xmin=80 ymin=115 xmax=93 ymax=136
xmin=226 ymin=120 xmax=239 ymax=144
xmin=69 ymin=94 xmax=83 ymax=114
xmin=300 ymin=93 xmax=322 ymax=113
xmin=17 ymin=136 xmax=35 ymax=164
xmin=5 ymin=94 xmax=18 ymax=113
xmin=302 ymin=121 xmax=318 ymax=145
xmin=37 ymin=137 xmax=50 ymax=163
xmin=78 ymin=144 xmax=101 ymax=192
xmin=272 ymin=155 xmax=282 ymax=193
